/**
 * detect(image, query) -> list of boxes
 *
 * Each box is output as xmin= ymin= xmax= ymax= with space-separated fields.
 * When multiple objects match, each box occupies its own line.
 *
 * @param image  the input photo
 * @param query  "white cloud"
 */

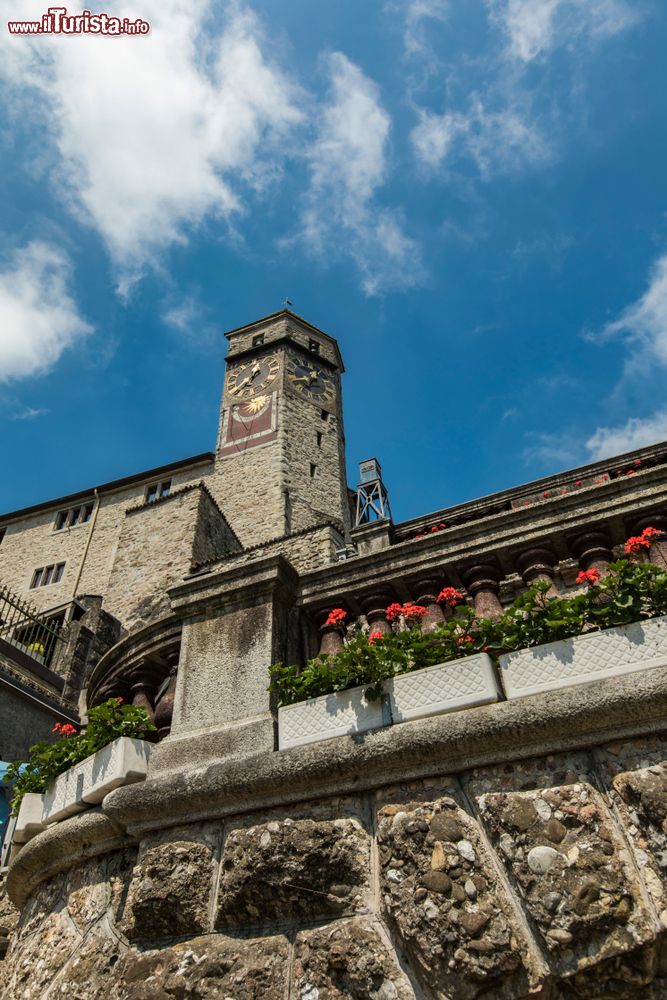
xmin=411 ymin=100 xmax=550 ymax=175
xmin=488 ymin=0 xmax=639 ymax=63
xmin=297 ymin=53 xmax=423 ymax=296
xmin=10 ymin=407 xmax=50 ymax=421
xmin=523 ymin=431 xmax=579 ymax=468
xmin=0 ymin=1 xmax=303 ymax=283
xmin=597 ymin=252 xmax=667 ymax=369
xmin=400 ymin=0 xmax=449 ymax=60
xmin=0 ymin=242 xmax=92 ymax=382
xmin=586 ymin=410 xmax=667 ymax=461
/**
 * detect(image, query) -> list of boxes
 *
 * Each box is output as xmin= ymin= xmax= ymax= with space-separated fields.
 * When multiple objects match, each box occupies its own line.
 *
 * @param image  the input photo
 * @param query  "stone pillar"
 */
xmin=129 ymin=661 xmax=157 ymax=724
xmin=315 ymin=610 xmax=347 ymax=657
xmin=570 ymin=530 xmax=614 ymax=575
xmin=461 ymin=565 xmax=503 ymax=620
xmin=359 ymin=592 xmax=394 ymax=636
xmin=515 ymin=548 xmax=559 ymax=598
xmin=166 ymin=555 xmax=299 ymax=761
xmin=350 ymin=519 xmax=393 ymax=556
xmin=412 ymin=578 xmax=446 ymax=633
xmin=153 ymin=649 xmax=179 ymax=740
xmin=631 ymin=515 xmax=667 ymax=570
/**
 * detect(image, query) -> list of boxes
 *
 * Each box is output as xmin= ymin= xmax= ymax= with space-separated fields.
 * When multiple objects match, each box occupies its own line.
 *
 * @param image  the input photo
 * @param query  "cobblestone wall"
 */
xmin=3 ymin=733 xmax=666 ymax=999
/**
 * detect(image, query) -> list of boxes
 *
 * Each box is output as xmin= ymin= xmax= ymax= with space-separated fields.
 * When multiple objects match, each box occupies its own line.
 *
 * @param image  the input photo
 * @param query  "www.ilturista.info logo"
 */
xmin=7 ymin=7 xmax=150 ymax=34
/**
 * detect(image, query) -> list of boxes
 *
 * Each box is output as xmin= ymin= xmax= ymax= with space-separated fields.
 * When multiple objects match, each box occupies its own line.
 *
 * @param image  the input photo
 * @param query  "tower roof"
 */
xmin=224 ymin=309 xmax=345 ymax=372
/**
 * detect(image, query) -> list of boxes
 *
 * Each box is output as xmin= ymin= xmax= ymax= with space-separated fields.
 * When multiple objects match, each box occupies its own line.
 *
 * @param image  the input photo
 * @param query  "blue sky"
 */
xmin=1 ymin=0 xmax=667 ymax=522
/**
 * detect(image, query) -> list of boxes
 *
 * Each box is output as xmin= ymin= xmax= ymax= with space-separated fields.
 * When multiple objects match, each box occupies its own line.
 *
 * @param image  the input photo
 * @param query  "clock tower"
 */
xmin=209 ymin=310 xmax=351 ymax=547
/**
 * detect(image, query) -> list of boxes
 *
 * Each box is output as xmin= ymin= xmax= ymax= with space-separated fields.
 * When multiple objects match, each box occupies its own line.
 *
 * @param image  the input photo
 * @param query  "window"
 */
xmin=320 ymin=409 xmax=328 ymax=421
xmin=145 ymin=480 xmax=171 ymax=503
xmin=252 ymin=333 xmax=265 ymax=347
xmin=316 ymin=432 xmax=323 ymax=447
xmin=0 ymin=527 xmax=6 ymax=546
xmin=310 ymin=463 xmax=319 ymax=478
xmin=309 ymin=338 xmax=320 ymax=354
xmin=30 ymin=563 xmax=65 ymax=589
xmin=55 ymin=503 xmax=94 ymax=531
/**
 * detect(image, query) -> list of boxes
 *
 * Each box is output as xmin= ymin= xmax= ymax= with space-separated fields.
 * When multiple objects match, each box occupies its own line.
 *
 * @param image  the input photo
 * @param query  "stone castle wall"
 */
xmin=3 ymin=720 xmax=666 ymax=999
xmin=103 ymin=485 xmax=234 ymax=633
xmin=0 ymin=463 xmax=211 ymax=619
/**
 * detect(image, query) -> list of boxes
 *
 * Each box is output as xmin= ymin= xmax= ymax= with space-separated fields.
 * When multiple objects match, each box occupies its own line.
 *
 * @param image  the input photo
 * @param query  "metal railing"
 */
xmin=0 ymin=583 xmax=67 ymax=668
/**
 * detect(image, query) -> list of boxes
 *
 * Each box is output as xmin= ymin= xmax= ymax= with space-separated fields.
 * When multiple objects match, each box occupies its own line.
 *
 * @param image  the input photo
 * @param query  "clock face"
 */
xmin=227 ymin=354 xmax=280 ymax=399
xmin=286 ymin=354 xmax=335 ymax=403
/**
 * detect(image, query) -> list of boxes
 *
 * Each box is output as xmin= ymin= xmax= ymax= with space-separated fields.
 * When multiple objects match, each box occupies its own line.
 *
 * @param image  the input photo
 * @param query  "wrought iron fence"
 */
xmin=0 ymin=583 xmax=67 ymax=668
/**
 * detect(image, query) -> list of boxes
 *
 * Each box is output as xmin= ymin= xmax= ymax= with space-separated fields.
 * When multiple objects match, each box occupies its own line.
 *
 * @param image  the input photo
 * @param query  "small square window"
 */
xmin=309 ymin=339 xmax=320 ymax=355
xmin=316 ymin=432 xmax=323 ymax=447
xmin=160 ymin=480 xmax=171 ymax=498
xmin=320 ymin=409 xmax=328 ymax=421
xmin=55 ymin=510 xmax=68 ymax=530
xmin=67 ymin=507 xmax=81 ymax=527
xmin=252 ymin=333 xmax=265 ymax=347
xmin=81 ymin=503 xmax=94 ymax=523
xmin=310 ymin=463 xmax=319 ymax=478
xmin=146 ymin=484 xmax=158 ymax=503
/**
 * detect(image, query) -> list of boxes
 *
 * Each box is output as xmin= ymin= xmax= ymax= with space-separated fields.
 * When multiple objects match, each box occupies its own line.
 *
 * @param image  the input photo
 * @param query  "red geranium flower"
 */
xmin=368 ymin=631 xmax=384 ymax=645
xmin=324 ymin=608 xmax=347 ymax=627
xmin=456 ymin=635 xmax=474 ymax=646
xmin=576 ymin=568 xmax=601 ymax=585
xmin=59 ymin=724 xmax=77 ymax=737
xmin=402 ymin=603 xmax=428 ymax=622
xmin=386 ymin=603 xmax=404 ymax=622
xmin=436 ymin=587 xmax=464 ymax=607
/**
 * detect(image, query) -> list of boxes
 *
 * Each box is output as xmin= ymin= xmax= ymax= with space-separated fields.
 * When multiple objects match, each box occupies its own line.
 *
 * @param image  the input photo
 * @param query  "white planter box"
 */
xmin=13 ymin=792 xmax=47 ymax=844
xmin=278 ymin=685 xmax=387 ymax=750
xmin=388 ymin=653 xmax=500 ymax=723
xmin=278 ymin=653 xmax=501 ymax=750
xmin=42 ymin=736 xmax=151 ymax=825
xmin=499 ymin=614 xmax=667 ymax=700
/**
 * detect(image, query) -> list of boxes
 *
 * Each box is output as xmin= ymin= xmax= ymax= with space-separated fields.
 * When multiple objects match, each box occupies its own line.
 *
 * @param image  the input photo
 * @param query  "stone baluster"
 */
xmin=570 ymin=530 xmax=614 ymax=576
xmin=461 ymin=565 xmax=503 ymax=620
xmin=412 ymin=578 xmax=447 ymax=633
xmin=631 ymin=515 xmax=667 ymax=570
xmin=129 ymin=661 xmax=156 ymax=723
xmin=315 ymin=609 xmax=347 ymax=657
xmin=153 ymin=649 xmax=179 ymax=740
xmin=359 ymin=592 xmax=395 ymax=636
xmin=516 ymin=548 xmax=559 ymax=598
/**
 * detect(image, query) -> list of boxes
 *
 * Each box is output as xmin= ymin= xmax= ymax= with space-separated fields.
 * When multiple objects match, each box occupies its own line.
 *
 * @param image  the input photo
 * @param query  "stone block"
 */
xmin=479 ymin=784 xmax=655 ymax=980
xmin=119 ymin=823 xmax=219 ymax=941
xmin=611 ymin=762 xmax=667 ymax=923
xmin=120 ymin=932 xmax=289 ymax=999
xmin=216 ymin=814 xmax=370 ymax=928
xmin=293 ymin=917 xmax=416 ymax=999
xmin=377 ymin=796 xmax=537 ymax=999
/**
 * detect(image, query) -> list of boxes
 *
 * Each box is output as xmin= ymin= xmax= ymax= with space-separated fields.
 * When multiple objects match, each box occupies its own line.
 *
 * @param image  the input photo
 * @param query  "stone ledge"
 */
xmin=6 ymin=808 xmax=131 ymax=908
xmin=105 ymin=667 xmax=667 ymax=836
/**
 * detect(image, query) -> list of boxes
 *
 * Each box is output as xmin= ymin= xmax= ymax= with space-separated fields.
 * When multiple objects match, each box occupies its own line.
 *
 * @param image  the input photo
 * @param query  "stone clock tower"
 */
xmin=209 ymin=309 xmax=351 ymax=547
